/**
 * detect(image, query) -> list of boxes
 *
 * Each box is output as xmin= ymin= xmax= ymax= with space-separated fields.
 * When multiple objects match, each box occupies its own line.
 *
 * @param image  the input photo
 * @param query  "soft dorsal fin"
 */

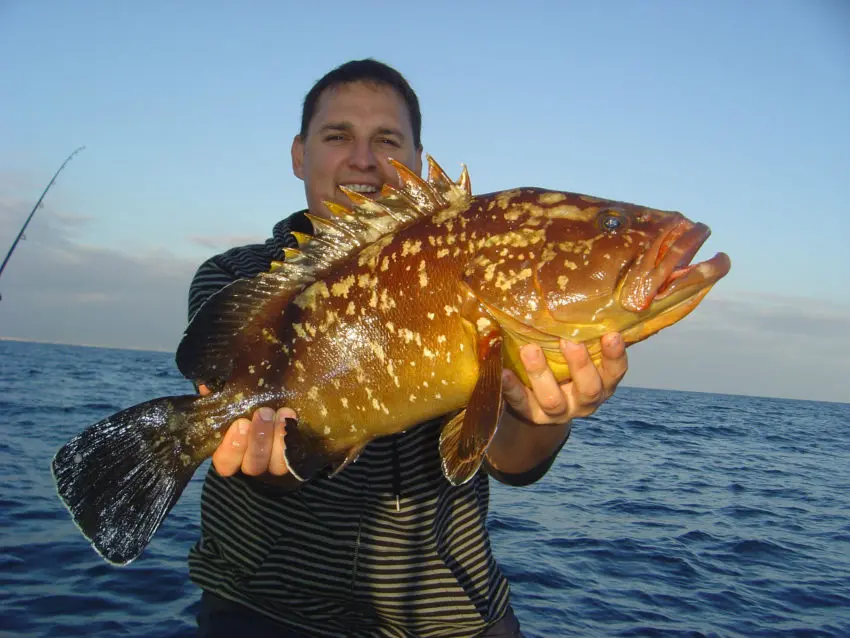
xmin=176 ymin=156 xmax=473 ymax=384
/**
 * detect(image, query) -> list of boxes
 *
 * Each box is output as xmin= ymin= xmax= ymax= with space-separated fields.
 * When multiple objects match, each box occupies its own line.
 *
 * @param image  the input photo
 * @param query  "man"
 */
xmin=189 ymin=59 xmax=628 ymax=637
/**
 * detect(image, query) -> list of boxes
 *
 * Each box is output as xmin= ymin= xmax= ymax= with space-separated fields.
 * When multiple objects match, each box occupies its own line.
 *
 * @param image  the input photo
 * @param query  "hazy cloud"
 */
xmin=625 ymin=292 xmax=849 ymax=403
xmin=1 ymin=195 xmax=196 ymax=352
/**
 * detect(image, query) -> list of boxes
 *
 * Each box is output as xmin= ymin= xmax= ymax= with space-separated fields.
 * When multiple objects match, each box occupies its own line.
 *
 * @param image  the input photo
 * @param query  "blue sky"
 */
xmin=1 ymin=1 xmax=848 ymax=402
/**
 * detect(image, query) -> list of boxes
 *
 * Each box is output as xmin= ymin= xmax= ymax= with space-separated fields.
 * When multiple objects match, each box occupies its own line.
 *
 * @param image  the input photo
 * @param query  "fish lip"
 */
xmin=648 ymin=221 xmax=731 ymax=305
xmin=654 ymin=250 xmax=731 ymax=302
xmin=620 ymin=220 xmax=729 ymax=312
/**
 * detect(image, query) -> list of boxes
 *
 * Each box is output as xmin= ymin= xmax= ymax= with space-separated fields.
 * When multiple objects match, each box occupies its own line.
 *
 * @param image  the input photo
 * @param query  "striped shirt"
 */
xmin=186 ymin=211 xmax=514 ymax=637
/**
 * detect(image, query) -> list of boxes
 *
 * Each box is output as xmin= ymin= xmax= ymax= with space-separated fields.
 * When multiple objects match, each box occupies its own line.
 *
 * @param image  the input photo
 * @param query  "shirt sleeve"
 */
xmin=185 ymin=256 xmax=240 ymax=391
xmin=187 ymin=256 xmax=237 ymax=323
xmin=482 ymin=431 xmax=570 ymax=487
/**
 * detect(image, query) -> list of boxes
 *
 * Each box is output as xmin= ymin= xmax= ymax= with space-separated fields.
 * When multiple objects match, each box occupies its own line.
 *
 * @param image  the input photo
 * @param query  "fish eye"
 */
xmin=598 ymin=209 xmax=627 ymax=234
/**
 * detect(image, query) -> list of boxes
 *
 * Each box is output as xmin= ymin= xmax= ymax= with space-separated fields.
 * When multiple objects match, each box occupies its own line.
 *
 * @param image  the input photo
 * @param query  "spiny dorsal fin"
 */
xmin=176 ymin=156 xmax=472 ymax=385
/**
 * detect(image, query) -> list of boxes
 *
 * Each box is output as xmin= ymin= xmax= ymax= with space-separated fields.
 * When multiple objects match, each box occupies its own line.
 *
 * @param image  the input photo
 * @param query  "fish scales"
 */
xmin=51 ymin=156 xmax=731 ymax=565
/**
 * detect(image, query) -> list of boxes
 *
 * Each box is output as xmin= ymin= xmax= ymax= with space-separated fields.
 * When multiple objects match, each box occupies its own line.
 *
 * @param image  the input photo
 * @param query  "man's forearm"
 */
xmin=485 ymin=407 xmax=571 ymax=476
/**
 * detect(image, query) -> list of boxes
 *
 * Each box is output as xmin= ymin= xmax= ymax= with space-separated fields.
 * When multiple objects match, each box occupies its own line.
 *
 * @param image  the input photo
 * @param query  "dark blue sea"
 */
xmin=1 ymin=340 xmax=848 ymax=637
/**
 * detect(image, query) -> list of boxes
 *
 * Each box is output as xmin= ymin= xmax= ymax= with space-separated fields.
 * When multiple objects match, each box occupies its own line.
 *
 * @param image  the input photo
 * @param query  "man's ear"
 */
xmin=291 ymin=135 xmax=305 ymax=180
xmin=414 ymin=146 xmax=423 ymax=176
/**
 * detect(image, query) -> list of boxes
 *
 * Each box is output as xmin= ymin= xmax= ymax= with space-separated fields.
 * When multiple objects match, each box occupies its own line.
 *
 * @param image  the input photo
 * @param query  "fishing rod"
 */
xmin=0 ymin=146 xmax=86 ymax=301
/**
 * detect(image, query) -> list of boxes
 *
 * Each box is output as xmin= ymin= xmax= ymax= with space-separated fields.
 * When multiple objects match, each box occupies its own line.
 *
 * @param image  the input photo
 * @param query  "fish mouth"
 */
xmin=620 ymin=219 xmax=731 ymax=314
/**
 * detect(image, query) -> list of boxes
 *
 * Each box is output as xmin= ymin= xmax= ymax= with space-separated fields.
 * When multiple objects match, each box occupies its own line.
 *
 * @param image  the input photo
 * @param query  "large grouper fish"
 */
xmin=52 ymin=156 xmax=731 ymax=565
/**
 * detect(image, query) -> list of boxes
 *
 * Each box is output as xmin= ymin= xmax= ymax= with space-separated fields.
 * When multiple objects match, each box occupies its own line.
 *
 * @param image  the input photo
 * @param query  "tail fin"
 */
xmin=52 ymin=394 xmax=206 ymax=566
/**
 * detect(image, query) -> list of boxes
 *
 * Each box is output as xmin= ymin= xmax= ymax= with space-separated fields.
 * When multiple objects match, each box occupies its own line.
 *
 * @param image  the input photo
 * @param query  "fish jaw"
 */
xmin=616 ymin=219 xmax=731 ymax=344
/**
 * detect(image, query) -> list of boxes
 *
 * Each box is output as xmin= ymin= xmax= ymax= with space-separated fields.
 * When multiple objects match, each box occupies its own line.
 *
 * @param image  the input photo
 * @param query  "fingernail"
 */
xmin=237 ymin=420 xmax=250 ymax=435
xmin=563 ymin=340 xmax=582 ymax=351
xmin=605 ymin=333 xmax=622 ymax=347
xmin=521 ymin=345 xmax=541 ymax=363
xmin=259 ymin=407 xmax=275 ymax=423
xmin=501 ymin=370 xmax=513 ymax=387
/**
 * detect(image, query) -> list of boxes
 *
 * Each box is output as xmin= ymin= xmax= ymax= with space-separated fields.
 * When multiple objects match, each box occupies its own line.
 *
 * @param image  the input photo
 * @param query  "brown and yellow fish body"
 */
xmin=52 ymin=157 xmax=730 ymax=565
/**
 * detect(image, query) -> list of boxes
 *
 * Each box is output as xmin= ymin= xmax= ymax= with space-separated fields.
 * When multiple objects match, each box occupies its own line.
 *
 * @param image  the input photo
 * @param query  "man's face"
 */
xmin=291 ymin=81 xmax=423 ymax=219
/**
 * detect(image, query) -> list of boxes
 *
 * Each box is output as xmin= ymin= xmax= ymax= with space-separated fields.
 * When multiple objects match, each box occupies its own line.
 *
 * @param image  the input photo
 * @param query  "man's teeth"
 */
xmin=344 ymin=184 xmax=379 ymax=193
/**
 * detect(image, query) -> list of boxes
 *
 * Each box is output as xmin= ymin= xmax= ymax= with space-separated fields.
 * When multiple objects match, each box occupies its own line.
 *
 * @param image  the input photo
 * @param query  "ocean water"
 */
xmin=1 ymin=339 xmax=848 ymax=638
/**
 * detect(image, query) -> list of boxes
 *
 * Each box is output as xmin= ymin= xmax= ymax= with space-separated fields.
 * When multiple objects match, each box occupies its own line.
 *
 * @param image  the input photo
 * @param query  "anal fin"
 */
xmin=282 ymin=419 xmax=335 ymax=481
xmin=328 ymin=443 xmax=367 ymax=477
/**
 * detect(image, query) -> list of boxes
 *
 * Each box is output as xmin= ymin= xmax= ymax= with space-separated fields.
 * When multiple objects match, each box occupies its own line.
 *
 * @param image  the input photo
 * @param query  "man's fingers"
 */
xmin=267 ymin=408 xmax=296 ymax=476
xmin=212 ymin=418 xmax=251 ymax=477
xmin=501 ymin=370 xmax=531 ymax=417
xmin=519 ymin=344 xmax=569 ymax=419
xmin=241 ymin=408 xmax=276 ymax=475
xmin=267 ymin=415 xmax=289 ymax=476
xmin=212 ymin=406 xmax=299 ymax=478
xmin=600 ymin=332 xmax=628 ymax=391
xmin=561 ymin=340 xmax=604 ymax=407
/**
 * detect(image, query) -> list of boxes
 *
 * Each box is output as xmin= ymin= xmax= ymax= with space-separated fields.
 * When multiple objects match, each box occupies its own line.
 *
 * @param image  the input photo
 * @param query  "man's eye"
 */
xmin=378 ymin=138 xmax=400 ymax=147
xmin=324 ymin=134 xmax=346 ymax=142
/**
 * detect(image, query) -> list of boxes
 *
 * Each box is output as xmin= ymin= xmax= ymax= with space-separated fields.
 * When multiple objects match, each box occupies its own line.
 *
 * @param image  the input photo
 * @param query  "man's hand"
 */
xmin=485 ymin=332 xmax=628 ymax=480
xmin=197 ymin=385 xmax=295 ymax=478
xmin=501 ymin=332 xmax=628 ymax=426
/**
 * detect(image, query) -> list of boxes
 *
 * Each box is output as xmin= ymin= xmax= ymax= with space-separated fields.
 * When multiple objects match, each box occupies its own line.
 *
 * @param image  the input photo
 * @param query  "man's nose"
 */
xmin=348 ymin=139 xmax=377 ymax=170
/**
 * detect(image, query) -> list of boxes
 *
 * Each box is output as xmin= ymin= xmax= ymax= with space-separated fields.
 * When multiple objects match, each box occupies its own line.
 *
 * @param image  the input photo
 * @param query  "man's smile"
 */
xmin=340 ymin=183 xmax=381 ymax=195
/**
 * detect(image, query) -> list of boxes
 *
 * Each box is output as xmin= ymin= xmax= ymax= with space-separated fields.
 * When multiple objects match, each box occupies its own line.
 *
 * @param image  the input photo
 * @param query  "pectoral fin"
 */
xmin=439 ymin=312 xmax=504 ymax=486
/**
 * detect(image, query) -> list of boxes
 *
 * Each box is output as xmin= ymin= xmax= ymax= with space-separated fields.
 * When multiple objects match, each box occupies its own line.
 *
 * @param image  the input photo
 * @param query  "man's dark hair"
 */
xmin=300 ymin=59 xmax=422 ymax=149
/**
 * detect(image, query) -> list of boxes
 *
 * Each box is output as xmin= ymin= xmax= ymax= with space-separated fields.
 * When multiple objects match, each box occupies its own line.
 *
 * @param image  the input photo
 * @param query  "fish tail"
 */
xmin=52 ymin=394 xmax=211 ymax=566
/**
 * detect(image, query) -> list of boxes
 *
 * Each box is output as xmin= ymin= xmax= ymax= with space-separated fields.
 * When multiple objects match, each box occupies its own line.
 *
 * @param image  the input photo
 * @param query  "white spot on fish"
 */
xmin=294 ymin=281 xmax=330 ymax=310
xmin=73 ymin=453 xmax=82 ymax=464
xmin=332 ymin=275 xmax=356 ymax=297
xmin=401 ymin=239 xmax=423 ymax=256
xmin=369 ymin=341 xmax=386 ymax=362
